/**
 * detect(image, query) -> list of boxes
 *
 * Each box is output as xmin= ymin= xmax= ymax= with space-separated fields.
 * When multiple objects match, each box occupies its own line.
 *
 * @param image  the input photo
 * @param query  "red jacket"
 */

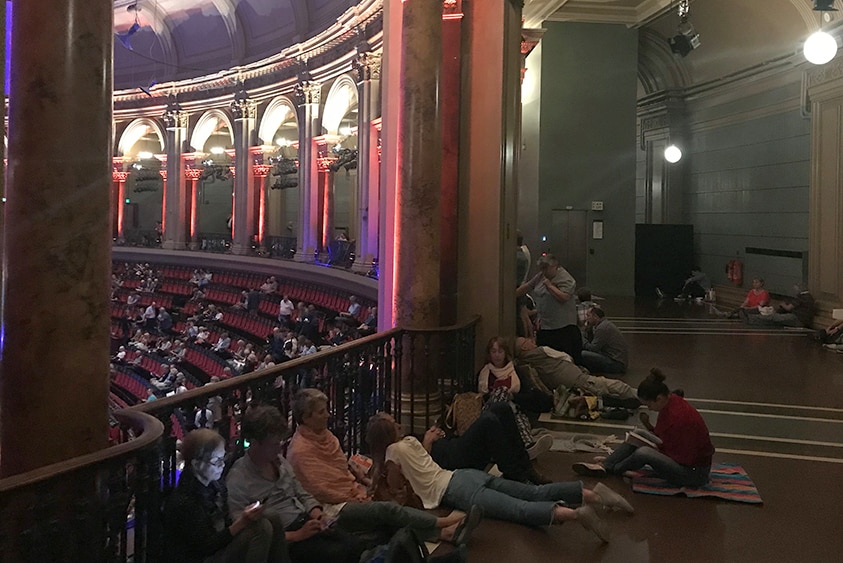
xmin=655 ymin=394 xmax=714 ymax=467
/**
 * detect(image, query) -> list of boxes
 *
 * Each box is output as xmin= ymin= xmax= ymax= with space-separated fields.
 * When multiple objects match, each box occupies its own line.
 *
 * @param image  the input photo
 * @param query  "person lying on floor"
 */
xmin=285 ymin=389 xmax=475 ymax=547
xmin=367 ymin=413 xmax=634 ymax=544
xmin=572 ymin=368 xmax=714 ymax=487
xmin=514 ymin=336 xmax=640 ymax=407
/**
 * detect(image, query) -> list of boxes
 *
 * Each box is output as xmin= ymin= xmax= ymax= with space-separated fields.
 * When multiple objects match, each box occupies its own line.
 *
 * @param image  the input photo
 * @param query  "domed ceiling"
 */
xmin=113 ymin=0 xmax=358 ymax=90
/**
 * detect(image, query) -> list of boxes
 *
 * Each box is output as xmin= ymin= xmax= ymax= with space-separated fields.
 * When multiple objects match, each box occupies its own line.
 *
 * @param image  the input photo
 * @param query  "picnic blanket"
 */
xmin=631 ymin=463 xmax=763 ymax=504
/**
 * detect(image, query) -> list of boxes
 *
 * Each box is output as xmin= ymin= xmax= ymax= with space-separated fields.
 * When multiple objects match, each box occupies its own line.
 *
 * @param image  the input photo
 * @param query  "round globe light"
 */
xmin=804 ymin=31 xmax=838 ymax=65
xmin=664 ymin=144 xmax=682 ymax=163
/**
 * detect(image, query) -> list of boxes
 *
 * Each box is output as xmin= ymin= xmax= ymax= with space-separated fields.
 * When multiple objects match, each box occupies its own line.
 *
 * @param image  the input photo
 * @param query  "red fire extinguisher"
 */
xmin=726 ymin=259 xmax=743 ymax=286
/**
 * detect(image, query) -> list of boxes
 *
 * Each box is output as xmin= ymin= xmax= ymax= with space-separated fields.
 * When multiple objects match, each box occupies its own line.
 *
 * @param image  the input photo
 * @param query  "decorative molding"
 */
xmin=295 ymin=81 xmax=322 ymax=106
xmin=443 ymin=0 xmax=464 ymax=19
xmin=230 ymin=90 xmax=257 ymax=120
xmin=317 ymin=157 xmax=338 ymax=172
xmin=353 ymin=51 xmax=382 ymax=82
xmin=113 ymin=171 xmax=129 ymax=182
xmin=185 ymin=168 xmax=203 ymax=181
xmin=806 ymin=57 xmax=843 ymax=89
xmin=253 ymin=164 xmax=272 ymax=177
xmin=159 ymin=170 xmax=167 ymax=180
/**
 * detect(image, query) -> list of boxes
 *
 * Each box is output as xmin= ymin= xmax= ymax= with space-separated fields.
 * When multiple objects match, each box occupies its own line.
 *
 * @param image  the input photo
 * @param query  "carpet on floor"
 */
xmin=630 ymin=462 xmax=763 ymax=504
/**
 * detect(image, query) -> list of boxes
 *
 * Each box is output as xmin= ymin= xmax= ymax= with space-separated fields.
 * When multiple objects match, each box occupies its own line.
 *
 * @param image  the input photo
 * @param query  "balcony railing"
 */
xmin=0 ymin=317 xmax=478 ymax=562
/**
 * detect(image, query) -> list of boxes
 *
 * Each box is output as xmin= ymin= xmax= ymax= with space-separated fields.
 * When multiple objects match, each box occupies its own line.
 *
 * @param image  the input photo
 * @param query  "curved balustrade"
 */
xmin=0 ymin=410 xmax=164 ymax=563
xmin=0 ymin=317 xmax=479 ymax=562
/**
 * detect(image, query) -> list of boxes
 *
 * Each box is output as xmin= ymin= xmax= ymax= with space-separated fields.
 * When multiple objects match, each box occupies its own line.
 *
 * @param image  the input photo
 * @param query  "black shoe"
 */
xmin=600 ymin=408 xmax=630 ymax=420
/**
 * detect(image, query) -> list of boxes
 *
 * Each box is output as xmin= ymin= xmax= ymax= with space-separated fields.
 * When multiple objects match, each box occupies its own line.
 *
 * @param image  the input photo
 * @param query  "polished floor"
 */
xmin=441 ymin=297 xmax=843 ymax=562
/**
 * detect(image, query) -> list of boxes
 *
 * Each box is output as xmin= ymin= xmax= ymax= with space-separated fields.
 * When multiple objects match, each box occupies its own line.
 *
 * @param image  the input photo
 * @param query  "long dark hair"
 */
xmin=637 ymin=368 xmax=671 ymax=402
xmin=366 ymin=413 xmax=399 ymax=496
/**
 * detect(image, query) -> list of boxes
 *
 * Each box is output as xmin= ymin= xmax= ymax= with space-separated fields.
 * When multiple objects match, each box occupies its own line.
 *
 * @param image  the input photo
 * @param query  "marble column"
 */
xmin=295 ymin=80 xmax=322 ymax=261
xmin=394 ymin=0 xmax=443 ymax=328
xmin=115 ymin=171 xmax=129 ymax=241
xmin=162 ymin=103 xmax=189 ymax=250
xmin=353 ymin=49 xmax=382 ymax=272
xmin=254 ymin=164 xmax=272 ymax=252
xmin=231 ymin=93 xmax=258 ymax=255
xmin=186 ymin=168 xmax=203 ymax=249
xmin=1 ymin=0 xmax=112 ymax=476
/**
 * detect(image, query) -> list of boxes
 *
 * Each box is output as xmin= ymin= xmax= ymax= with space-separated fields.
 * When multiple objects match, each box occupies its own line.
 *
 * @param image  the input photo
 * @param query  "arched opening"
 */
xmin=191 ymin=110 xmax=235 ymax=249
xmin=116 ymin=119 xmax=166 ymax=246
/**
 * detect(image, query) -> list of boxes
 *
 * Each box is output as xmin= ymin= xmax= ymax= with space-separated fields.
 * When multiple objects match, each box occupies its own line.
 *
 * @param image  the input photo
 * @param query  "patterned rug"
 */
xmin=631 ymin=463 xmax=763 ymax=504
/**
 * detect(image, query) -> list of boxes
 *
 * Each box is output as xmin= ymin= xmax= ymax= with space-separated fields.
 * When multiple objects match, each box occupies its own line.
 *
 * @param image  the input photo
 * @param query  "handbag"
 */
xmin=444 ymin=392 xmax=484 ymax=436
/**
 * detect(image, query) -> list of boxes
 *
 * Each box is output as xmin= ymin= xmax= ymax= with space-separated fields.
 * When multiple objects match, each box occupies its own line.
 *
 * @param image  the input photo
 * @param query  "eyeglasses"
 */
xmin=206 ymin=457 xmax=225 ymax=467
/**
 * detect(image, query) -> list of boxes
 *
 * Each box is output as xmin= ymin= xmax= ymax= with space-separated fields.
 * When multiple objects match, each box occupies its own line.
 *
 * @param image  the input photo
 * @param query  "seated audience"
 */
xmin=226 ymin=406 xmax=366 ymax=563
xmin=677 ymin=267 xmax=711 ymax=301
xmin=163 ymin=429 xmax=289 ymax=562
xmin=367 ymin=413 xmax=634 ymax=544
xmin=573 ymin=368 xmax=714 ymax=487
xmin=260 ymin=276 xmax=278 ymax=294
xmin=286 ymin=391 xmax=473 ymax=547
xmin=581 ymin=307 xmax=628 ymax=375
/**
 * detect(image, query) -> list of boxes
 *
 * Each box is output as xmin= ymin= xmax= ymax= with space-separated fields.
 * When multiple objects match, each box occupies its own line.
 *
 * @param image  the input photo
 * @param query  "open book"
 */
xmin=625 ymin=428 xmax=663 ymax=449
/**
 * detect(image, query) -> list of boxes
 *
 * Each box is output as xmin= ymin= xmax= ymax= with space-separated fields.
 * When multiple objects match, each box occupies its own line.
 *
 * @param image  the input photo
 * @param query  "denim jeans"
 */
xmin=337 ymin=501 xmax=439 ymax=544
xmin=603 ymin=444 xmax=710 ymax=487
xmin=745 ymin=312 xmax=801 ymax=328
xmin=580 ymin=350 xmax=626 ymax=375
xmin=441 ymin=469 xmax=582 ymax=527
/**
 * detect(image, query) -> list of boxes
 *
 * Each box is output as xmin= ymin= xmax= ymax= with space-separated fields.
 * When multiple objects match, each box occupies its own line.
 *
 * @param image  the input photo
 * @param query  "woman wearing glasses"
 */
xmin=163 ymin=429 xmax=290 ymax=562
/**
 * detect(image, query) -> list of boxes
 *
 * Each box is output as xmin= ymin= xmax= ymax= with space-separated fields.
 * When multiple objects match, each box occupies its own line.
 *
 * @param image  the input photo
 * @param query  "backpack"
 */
xmin=444 ymin=392 xmax=484 ymax=436
xmin=364 ymin=527 xmax=467 ymax=563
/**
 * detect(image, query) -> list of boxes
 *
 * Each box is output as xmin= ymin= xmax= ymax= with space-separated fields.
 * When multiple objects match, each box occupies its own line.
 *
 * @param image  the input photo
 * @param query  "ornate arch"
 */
xmin=117 ymin=118 xmax=166 ymax=156
xmin=322 ymin=75 xmax=359 ymax=136
xmin=257 ymin=96 xmax=299 ymax=145
xmin=637 ymin=28 xmax=691 ymax=96
xmin=190 ymin=109 xmax=234 ymax=152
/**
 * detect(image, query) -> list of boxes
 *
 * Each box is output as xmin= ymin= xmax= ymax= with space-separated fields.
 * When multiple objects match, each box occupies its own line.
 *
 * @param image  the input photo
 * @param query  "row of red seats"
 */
xmin=159 ymin=280 xmax=192 ymax=295
xmin=113 ymin=372 xmax=149 ymax=400
xmin=220 ymin=311 xmax=274 ymax=340
xmin=183 ymin=347 xmax=229 ymax=379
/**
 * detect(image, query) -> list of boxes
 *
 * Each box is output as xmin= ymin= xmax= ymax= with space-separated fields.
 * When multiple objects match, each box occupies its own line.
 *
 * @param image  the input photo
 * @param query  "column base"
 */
xmin=161 ymin=240 xmax=178 ymax=250
xmin=398 ymin=391 xmax=444 ymax=435
xmin=230 ymin=243 xmax=251 ymax=256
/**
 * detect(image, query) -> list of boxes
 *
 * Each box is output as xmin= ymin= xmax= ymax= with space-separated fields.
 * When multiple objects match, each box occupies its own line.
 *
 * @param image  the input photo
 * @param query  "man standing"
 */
xmin=517 ymin=255 xmax=581 ymax=364
xmin=581 ymin=307 xmax=628 ymax=375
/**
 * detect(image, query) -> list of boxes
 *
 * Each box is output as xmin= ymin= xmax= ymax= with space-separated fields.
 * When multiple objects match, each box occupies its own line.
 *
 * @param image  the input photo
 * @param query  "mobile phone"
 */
xmin=248 ymin=500 xmax=262 ymax=510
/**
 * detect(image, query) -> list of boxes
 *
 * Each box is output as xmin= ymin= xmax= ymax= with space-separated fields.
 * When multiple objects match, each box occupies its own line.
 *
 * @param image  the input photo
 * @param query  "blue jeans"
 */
xmin=337 ymin=501 xmax=438 ymax=543
xmin=745 ymin=312 xmax=801 ymax=328
xmin=603 ymin=443 xmax=710 ymax=487
xmin=441 ymin=469 xmax=582 ymax=527
xmin=580 ymin=350 xmax=626 ymax=375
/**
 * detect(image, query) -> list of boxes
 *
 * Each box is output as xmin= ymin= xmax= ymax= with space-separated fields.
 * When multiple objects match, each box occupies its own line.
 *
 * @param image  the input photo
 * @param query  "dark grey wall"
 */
xmin=538 ymin=22 xmax=638 ymax=296
xmin=684 ymin=79 xmax=810 ymax=294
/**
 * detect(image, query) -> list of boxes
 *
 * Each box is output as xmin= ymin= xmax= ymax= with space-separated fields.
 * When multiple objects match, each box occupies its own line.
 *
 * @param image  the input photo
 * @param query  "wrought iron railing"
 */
xmin=0 ymin=411 xmax=164 ymax=563
xmin=266 ymin=235 xmax=297 ymax=259
xmin=0 ymin=318 xmax=478 ymax=562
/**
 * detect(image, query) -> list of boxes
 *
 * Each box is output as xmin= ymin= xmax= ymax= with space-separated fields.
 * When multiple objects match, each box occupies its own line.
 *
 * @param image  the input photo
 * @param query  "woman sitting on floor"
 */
xmin=366 ymin=413 xmax=634 ymax=544
xmin=573 ymin=368 xmax=714 ymax=487
xmin=163 ymin=429 xmax=289 ymax=563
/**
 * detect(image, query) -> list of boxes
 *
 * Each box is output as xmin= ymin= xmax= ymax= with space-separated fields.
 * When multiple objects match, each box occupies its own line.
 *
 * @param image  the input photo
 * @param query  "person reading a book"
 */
xmin=285 ymin=389 xmax=474 ymax=547
xmin=572 ymin=368 xmax=714 ymax=487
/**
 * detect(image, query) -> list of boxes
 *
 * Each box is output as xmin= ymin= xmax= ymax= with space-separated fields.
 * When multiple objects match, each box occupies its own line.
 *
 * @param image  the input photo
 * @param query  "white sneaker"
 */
xmin=823 ymin=344 xmax=842 ymax=350
xmin=526 ymin=434 xmax=553 ymax=460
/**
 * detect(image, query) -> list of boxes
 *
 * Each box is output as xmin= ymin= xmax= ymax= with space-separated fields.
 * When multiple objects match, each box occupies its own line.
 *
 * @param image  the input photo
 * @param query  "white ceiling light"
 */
xmin=137 ymin=151 xmax=153 ymax=159
xmin=664 ymin=144 xmax=682 ymax=163
xmin=210 ymin=146 xmax=225 ymax=154
xmin=804 ymin=30 xmax=838 ymax=65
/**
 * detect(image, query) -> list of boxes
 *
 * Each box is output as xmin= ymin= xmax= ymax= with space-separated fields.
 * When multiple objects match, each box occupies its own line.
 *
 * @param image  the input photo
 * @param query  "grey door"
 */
xmin=550 ymin=209 xmax=588 ymax=287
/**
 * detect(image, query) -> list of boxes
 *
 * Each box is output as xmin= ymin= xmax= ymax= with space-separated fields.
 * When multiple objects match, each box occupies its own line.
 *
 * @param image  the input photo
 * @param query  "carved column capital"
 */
xmin=295 ymin=81 xmax=322 ymax=106
xmin=162 ymin=102 xmax=188 ymax=131
xmin=230 ymin=89 xmax=257 ymax=120
xmin=113 ymin=171 xmax=129 ymax=182
xmin=185 ymin=168 xmax=203 ymax=180
xmin=253 ymin=164 xmax=272 ymax=177
xmin=354 ymin=51 xmax=382 ymax=82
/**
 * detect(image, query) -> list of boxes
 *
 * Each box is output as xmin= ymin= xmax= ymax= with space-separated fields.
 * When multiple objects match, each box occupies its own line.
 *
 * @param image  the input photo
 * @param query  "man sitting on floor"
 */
xmin=226 ymin=405 xmax=365 ymax=563
xmin=514 ymin=337 xmax=639 ymax=407
xmin=581 ymin=307 xmax=628 ymax=375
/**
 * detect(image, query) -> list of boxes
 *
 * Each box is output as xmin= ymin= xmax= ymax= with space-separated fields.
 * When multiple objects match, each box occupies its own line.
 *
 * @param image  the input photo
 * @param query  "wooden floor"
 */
xmin=440 ymin=297 xmax=843 ymax=562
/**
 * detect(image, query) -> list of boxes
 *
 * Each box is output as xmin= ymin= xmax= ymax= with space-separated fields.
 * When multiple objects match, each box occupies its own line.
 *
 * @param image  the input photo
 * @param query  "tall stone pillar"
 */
xmin=186 ymin=168 xmax=203 ymax=249
xmin=231 ymin=91 xmax=258 ymax=255
xmin=254 ymin=164 xmax=272 ymax=252
xmin=114 ymin=171 xmax=129 ymax=241
xmin=162 ymin=102 xmax=189 ymax=250
xmin=295 ymin=80 xmax=322 ymax=261
xmin=393 ymin=0 xmax=443 ymax=328
xmin=353 ymin=49 xmax=382 ymax=272
xmin=1 ymin=0 xmax=112 ymax=476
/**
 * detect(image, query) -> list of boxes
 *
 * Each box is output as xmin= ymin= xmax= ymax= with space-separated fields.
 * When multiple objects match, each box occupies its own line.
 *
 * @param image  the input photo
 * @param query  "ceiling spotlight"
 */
xmin=812 ymin=1 xmax=837 ymax=11
xmin=664 ymin=144 xmax=682 ymax=163
xmin=668 ymin=0 xmax=700 ymax=58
